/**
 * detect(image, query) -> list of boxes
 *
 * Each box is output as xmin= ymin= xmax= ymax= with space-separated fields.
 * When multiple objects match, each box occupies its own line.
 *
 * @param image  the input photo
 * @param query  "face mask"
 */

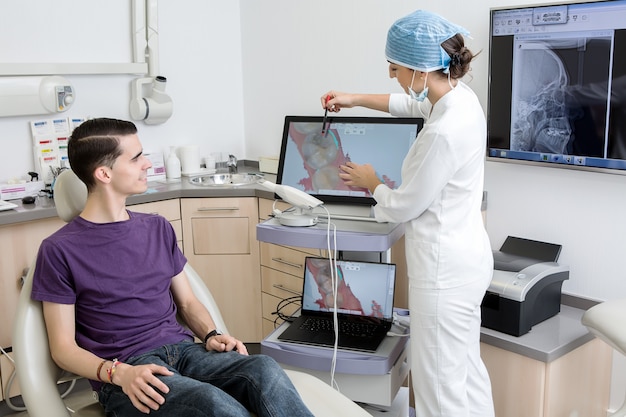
xmin=408 ymin=71 xmax=429 ymax=102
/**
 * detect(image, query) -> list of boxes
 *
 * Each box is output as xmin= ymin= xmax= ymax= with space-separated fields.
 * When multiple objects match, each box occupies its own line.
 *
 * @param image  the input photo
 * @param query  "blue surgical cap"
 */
xmin=385 ymin=10 xmax=470 ymax=73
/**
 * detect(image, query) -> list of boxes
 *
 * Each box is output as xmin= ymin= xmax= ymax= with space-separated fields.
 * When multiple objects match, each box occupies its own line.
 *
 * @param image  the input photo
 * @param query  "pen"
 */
xmin=321 ymin=95 xmax=330 ymax=136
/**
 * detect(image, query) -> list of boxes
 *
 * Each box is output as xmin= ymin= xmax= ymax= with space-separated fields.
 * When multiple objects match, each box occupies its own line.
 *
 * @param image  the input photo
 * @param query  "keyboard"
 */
xmin=0 ymin=200 xmax=18 ymax=211
xmin=298 ymin=317 xmax=378 ymax=338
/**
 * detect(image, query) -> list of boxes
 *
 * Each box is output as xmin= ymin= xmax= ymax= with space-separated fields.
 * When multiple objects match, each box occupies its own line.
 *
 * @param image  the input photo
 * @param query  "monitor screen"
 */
xmin=487 ymin=0 xmax=626 ymax=174
xmin=277 ymin=115 xmax=423 ymax=206
xmin=301 ymin=257 xmax=396 ymax=319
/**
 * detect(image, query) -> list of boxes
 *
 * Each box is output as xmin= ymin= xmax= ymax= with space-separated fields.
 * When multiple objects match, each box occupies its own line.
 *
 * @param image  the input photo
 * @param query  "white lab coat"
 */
xmin=374 ymin=82 xmax=495 ymax=416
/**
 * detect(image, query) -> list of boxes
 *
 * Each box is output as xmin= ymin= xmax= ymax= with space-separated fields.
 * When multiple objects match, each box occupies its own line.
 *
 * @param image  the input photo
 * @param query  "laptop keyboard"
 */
xmin=298 ymin=317 xmax=379 ymax=338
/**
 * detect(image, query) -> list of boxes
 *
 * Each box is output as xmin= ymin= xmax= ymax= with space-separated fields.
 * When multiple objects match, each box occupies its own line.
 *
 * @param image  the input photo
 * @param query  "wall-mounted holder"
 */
xmin=0 ymin=75 xmax=74 ymax=117
xmin=129 ymin=75 xmax=173 ymax=125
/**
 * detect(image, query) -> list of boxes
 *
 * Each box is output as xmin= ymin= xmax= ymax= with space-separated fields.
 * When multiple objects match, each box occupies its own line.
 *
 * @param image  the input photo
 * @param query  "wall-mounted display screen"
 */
xmin=277 ymin=115 xmax=423 ymax=206
xmin=487 ymin=0 xmax=626 ymax=174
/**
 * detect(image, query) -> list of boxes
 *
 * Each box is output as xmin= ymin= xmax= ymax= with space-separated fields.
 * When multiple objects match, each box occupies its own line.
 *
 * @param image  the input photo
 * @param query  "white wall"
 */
xmin=0 ymin=1 xmax=246 ymax=181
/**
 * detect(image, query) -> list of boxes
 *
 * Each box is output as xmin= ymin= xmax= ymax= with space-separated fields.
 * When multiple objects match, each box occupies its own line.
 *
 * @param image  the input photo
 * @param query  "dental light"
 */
xmin=257 ymin=179 xmax=323 ymax=227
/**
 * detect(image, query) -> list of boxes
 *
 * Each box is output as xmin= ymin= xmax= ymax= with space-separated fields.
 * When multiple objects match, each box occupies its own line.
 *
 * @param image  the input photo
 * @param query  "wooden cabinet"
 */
xmin=259 ymin=242 xmax=322 ymax=336
xmin=0 ymin=217 xmax=65 ymax=349
xmin=481 ymin=338 xmax=612 ymax=417
xmin=258 ymin=198 xmax=323 ymax=336
xmin=0 ymin=216 xmax=65 ymax=399
xmin=181 ymin=197 xmax=262 ymax=342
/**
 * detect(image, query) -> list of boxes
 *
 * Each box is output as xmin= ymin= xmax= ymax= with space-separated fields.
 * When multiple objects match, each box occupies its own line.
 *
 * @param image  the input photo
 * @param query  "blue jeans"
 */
xmin=98 ymin=341 xmax=314 ymax=417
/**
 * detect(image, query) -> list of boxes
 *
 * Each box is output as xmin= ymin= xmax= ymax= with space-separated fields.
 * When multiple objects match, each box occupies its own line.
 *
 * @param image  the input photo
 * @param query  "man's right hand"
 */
xmin=114 ymin=363 xmax=174 ymax=414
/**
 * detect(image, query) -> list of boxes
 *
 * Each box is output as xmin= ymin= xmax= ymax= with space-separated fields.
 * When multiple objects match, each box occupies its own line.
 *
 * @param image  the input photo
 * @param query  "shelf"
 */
xmin=256 ymin=218 xmax=404 ymax=252
xmin=0 ymin=62 xmax=148 ymax=76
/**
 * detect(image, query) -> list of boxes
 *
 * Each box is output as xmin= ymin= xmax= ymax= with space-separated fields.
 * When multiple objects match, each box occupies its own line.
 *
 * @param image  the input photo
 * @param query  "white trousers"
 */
xmin=409 ymin=279 xmax=495 ymax=417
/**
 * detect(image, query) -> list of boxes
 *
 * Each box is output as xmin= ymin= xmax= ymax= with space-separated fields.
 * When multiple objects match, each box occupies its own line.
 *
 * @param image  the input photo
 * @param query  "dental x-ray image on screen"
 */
xmin=277 ymin=116 xmax=423 ymax=206
xmin=488 ymin=0 xmax=626 ymax=174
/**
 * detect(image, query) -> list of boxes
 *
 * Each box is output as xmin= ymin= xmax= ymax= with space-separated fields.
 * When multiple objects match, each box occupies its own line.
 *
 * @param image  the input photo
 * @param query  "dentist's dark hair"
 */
xmin=68 ymin=118 xmax=137 ymax=191
xmin=441 ymin=34 xmax=479 ymax=80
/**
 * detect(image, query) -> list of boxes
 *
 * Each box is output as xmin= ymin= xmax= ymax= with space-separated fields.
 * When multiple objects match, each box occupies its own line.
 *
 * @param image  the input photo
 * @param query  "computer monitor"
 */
xmin=487 ymin=0 xmax=626 ymax=174
xmin=277 ymin=115 xmax=423 ymax=206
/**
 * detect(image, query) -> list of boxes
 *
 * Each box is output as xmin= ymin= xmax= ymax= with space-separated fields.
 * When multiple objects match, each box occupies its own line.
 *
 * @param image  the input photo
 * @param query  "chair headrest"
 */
xmin=53 ymin=170 xmax=88 ymax=222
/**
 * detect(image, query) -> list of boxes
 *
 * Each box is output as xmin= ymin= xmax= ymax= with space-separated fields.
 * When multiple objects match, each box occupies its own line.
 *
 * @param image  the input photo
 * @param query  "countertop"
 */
xmin=0 ymin=166 xmax=275 ymax=226
xmin=480 ymin=304 xmax=594 ymax=362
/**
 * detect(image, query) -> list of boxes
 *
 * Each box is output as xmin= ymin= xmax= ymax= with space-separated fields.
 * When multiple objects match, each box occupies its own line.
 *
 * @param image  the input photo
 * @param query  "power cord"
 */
xmin=271 ymin=295 xmax=301 ymax=328
xmin=319 ymin=206 xmax=341 ymax=391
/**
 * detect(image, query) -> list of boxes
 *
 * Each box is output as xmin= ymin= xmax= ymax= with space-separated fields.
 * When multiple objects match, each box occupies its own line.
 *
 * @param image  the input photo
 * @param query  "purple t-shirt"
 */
xmin=32 ymin=211 xmax=193 ymax=386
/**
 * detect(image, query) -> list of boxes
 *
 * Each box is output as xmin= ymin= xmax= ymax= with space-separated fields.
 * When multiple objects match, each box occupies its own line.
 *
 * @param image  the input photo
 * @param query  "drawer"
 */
xmin=183 ymin=197 xmax=255 ymax=218
xmin=260 ymin=242 xmax=321 ymax=276
xmin=182 ymin=198 xmax=258 ymax=256
xmin=129 ymin=199 xmax=180 ymax=221
xmin=262 ymin=292 xmax=300 ymax=322
xmin=261 ymin=266 xmax=303 ymax=299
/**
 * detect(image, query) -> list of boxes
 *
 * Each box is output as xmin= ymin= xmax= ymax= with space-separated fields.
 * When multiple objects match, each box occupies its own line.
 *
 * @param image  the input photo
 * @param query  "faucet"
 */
xmin=227 ymin=154 xmax=238 ymax=173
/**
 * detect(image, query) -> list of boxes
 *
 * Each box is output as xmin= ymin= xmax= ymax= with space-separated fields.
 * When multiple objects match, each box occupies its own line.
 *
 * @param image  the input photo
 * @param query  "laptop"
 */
xmin=277 ymin=257 xmax=396 ymax=352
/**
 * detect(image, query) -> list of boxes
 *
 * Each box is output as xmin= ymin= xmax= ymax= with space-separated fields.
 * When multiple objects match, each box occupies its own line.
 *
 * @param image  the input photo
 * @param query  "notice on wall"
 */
xmin=30 ymin=116 xmax=86 ymax=184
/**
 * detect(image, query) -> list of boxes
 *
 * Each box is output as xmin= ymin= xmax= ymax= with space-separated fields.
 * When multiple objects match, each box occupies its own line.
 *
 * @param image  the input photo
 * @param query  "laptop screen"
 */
xmin=301 ymin=257 xmax=396 ymax=320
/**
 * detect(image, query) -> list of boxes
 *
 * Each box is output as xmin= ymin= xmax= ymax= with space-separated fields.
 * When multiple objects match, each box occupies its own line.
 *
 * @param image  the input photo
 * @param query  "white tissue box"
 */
xmin=0 ymin=181 xmax=45 ymax=201
xmin=259 ymin=156 xmax=279 ymax=174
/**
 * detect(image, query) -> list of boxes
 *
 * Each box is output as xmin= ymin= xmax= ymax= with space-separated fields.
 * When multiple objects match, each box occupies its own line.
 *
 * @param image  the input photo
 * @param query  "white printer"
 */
xmin=481 ymin=236 xmax=569 ymax=336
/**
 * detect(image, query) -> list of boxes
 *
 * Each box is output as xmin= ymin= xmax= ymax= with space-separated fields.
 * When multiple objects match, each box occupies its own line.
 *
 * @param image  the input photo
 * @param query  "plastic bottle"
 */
xmin=166 ymin=147 xmax=181 ymax=179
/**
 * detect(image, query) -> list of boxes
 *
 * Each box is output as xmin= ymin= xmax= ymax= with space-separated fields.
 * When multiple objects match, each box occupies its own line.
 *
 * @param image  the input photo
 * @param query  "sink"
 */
xmin=188 ymin=173 xmax=263 ymax=187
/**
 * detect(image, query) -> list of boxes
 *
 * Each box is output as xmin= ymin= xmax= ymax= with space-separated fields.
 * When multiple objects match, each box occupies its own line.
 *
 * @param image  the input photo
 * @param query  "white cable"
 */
xmin=0 ymin=331 xmax=77 ymax=412
xmin=0 ymin=345 xmax=26 ymax=412
xmin=320 ymin=206 xmax=341 ymax=391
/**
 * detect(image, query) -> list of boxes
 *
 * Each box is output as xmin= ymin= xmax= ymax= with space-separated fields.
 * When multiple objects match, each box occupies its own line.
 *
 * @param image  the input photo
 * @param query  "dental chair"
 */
xmin=13 ymin=169 xmax=371 ymax=417
xmin=582 ymin=298 xmax=626 ymax=417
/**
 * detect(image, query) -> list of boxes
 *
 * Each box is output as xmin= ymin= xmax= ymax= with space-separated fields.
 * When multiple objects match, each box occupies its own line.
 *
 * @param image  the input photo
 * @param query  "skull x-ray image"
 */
xmin=510 ymin=35 xmax=613 ymax=157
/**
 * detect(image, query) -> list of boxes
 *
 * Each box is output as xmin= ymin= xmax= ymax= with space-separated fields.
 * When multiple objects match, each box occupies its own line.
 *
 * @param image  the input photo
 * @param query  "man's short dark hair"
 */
xmin=68 ymin=118 xmax=138 ymax=190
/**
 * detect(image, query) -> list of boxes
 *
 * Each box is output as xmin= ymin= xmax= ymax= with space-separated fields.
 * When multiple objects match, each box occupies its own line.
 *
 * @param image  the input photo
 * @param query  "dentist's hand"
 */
xmin=339 ymin=162 xmax=382 ymax=194
xmin=320 ymin=91 xmax=357 ymax=113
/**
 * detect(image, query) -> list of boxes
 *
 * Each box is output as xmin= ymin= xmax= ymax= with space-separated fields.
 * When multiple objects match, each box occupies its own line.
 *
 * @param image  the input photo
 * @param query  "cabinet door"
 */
xmin=543 ymin=339 xmax=611 ymax=417
xmin=0 ymin=217 xmax=65 ymax=348
xmin=480 ymin=342 xmax=546 ymax=417
xmin=181 ymin=198 xmax=261 ymax=342
xmin=0 ymin=216 xmax=66 ymax=399
xmin=481 ymin=339 xmax=611 ymax=417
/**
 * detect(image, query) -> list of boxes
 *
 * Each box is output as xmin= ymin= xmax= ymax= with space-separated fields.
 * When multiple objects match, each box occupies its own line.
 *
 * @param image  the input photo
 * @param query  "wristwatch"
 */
xmin=203 ymin=329 xmax=223 ymax=344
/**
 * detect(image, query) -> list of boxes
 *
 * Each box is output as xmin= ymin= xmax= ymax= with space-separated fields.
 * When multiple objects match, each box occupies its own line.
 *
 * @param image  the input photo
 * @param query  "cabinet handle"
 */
xmin=197 ymin=207 xmax=240 ymax=211
xmin=272 ymin=284 xmax=302 ymax=296
xmin=271 ymin=258 xmax=302 ymax=269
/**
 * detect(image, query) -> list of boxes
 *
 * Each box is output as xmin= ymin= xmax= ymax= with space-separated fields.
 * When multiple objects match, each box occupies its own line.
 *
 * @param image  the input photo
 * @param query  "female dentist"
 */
xmin=322 ymin=10 xmax=495 ymax=417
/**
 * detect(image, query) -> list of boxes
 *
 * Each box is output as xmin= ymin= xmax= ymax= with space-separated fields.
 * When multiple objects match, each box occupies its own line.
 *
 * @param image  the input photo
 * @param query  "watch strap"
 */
xmin=203 ymin=329 xmax=222 ymax=344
